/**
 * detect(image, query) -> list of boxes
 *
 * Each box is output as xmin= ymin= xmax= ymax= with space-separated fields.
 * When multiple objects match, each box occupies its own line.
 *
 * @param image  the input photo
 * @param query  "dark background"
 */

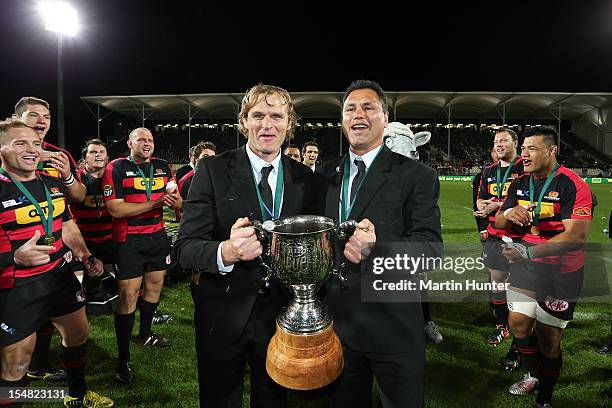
xmin=2 ymin=0 xmax=612 ymax=155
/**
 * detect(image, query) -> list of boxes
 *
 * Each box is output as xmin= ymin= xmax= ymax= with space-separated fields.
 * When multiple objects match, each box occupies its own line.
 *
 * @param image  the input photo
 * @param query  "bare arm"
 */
xmin=105 ymin=197 xmax=164 ymax=218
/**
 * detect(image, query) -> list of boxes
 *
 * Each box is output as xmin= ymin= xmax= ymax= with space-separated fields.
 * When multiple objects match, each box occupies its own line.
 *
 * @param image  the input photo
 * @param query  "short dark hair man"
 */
xmin=175 ymin=141 xmax=218 ymax=181
xmin=0 ymin=118 xmax=112 ymax=407
xmin=302 ymin=140 xmax=319 ymax=171
xmin=174 ymin=84 xmax=317 ymax=407
xmin=283 ymin=144 xmax=301 ymax=162
xmin=318 ymin=80 xmax=442 ymax=407
xmin=496 ymin=126 xmax=593 ymax=407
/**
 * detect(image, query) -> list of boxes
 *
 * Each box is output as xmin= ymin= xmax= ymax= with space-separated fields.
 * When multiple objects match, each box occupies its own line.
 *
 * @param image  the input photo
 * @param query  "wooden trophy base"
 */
xmin=266 ymin=321 xmax=344 ymax=390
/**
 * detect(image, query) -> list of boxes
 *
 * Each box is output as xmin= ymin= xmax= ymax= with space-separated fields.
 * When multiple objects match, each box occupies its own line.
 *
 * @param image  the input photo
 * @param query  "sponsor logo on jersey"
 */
xmin=489 ymin=182 xmax=511 ymax=197
xmin=103 ymin=185 xmax=113 ymax=197
xmin=41 ymin=166 xmax=61 ymax=178
xmin=518 ymin=199 xmax=555 ymax=219
xmin=133 ymin=177 xmax=165 ymax=191
xmin=516 ymin=189 xmax=525 ymax=196
xmin=2 ymin=198 xmax=22 ymax=208
xmin=126 ymin=171 xmax=137 ymax=176
xmin=84 ymin=195 xmax=105 ymax=208
xmin=572 ymin=206 xmax=592 ymax=216
xmin=14 ymin=198 xmax=65 ymax=225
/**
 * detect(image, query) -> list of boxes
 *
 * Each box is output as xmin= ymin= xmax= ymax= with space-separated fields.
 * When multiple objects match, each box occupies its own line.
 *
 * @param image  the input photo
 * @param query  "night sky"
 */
xmin=2 ymin=0 xmax=612 ymax=153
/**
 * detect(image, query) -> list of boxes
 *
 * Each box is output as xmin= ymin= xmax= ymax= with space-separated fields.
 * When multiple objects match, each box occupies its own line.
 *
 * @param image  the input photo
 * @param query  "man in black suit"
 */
xmin=174 ymin=84 xmax=316 ymax=407
xmin=318 ymin=80 xmax=442 ymax=408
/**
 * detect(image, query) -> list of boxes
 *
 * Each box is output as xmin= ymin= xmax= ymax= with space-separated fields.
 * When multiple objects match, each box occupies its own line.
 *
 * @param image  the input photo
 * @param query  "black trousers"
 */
xmin=195 ymin=298 xmax=287 ymax=408
xmin=328 ymin=344 xmax=424 ymax=408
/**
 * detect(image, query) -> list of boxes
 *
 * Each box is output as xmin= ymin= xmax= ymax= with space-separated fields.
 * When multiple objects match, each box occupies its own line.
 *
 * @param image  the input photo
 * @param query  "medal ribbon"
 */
xmin=253 ymin=159 xmax=284 ymax=221
xmin=0 ymin=169 xmax=54 ymax=239
xmin=529 ymin=163 xmax=560 ymax=226
xmin=496 ymin=156 xmax=519 ymax=200
xmin=340 ymin=144 xmax=384 ymax=222
xmin=128 ymin=156 xmax=154 ymax=200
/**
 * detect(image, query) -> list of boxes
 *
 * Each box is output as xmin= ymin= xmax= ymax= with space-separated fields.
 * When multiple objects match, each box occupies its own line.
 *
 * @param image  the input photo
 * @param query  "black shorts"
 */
xmin=509 ymin=260 xmax=583 ymax=321
xmin=112 ymin=230 xmax=171 ymax=280
xmin=86 ymin=240 xmax=114 ymax=266
xmin=482 ymin=235 xmax=510 ymax=272
xmin=0 ymin=264 xmax=85 ymax=347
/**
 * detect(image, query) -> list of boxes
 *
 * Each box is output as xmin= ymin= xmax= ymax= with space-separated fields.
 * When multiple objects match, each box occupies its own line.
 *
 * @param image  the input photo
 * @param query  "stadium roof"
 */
xmin=81 ymin=92 xmax=612 ymax=124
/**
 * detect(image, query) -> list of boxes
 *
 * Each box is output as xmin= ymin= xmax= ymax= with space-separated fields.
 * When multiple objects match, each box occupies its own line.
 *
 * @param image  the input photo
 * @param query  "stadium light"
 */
xmin=41 ymin=1 xmax=79 ymax=36
xmin=40 ymin=1 xmax=79 ymax=149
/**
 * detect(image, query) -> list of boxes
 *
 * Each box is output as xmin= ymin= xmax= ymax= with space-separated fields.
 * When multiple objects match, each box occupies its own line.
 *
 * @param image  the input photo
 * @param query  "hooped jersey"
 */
xmin=102 ymin=157 xmax=172 ymax=242
xmin=501 ymin=165 xmax=593 ymax=272
xmin=0 ymin=173 xmax=71 ymax=288
xmin=477 ymin=157 xmax=524 ymax=238
xmin=71 ymin=169 xmax=112 ymax=246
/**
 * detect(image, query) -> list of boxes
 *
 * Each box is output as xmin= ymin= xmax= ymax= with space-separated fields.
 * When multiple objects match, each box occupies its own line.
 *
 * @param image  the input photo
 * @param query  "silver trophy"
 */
xmin=254 ymin=215 xmax=355 ymax=333
xmin=253 ymin=215 xmax=355 ymax=390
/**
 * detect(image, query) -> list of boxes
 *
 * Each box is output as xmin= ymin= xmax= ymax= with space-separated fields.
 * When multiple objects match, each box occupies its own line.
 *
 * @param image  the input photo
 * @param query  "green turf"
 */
xmin=26 ymin=181 xmax=612 ymax=407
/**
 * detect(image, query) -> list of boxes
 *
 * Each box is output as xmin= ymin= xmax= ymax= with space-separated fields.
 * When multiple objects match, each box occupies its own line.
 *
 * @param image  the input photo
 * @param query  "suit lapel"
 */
xmin=348 ymin=146 xmax=392 ymax=221
xmin=227 ymin=146 xmax=262 ymax=221
xmin=280 ymin=155 xmax=298 ymax=217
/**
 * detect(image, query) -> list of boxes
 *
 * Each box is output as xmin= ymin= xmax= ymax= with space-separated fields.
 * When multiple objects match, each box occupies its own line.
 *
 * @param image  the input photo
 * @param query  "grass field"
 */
xmin=26 ymin=181 xmax=612 ymax=407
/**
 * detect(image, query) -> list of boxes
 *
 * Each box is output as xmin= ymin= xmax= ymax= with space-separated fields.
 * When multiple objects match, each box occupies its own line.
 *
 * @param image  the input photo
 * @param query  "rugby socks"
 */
xmin=138 ymin=299 xmax=158 ymax=339
xmin=489 ymin=290 xmax=509 ymax=326
xmin=536 ymin=352 xmax=562 ymax=404
xmin=29 ymin=321 xmax=55 ymax=371
xmin=58 ymin=343 xmax=87 ymax=399
xmin=115 ymin=312 xmax=135 ymax=362
xmin=0 ymin=376 xmax=26 ymax=407
xmin=514 ymin=335 xmax=538 ymax=377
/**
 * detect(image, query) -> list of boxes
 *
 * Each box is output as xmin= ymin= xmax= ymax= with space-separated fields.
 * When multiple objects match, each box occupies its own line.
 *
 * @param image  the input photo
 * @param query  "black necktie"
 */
xmin=350 ymin=159 xmax=366 ymax=204
xmin=259 ymin=166 xmax=274 ymax=214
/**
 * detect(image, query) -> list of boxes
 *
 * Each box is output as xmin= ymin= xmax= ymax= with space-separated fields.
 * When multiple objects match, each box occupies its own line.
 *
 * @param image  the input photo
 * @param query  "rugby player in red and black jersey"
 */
xmin=73 ymin=140 xmax=113 ymax=267
xmin=102 ymin=127 xmax=181 ymax=384
xmin=496 ymin=126 xmax=593 ymax=408
xmin=13 ymin=96 xmax=85 ymax=383
xmin=176 ymin=141 xmax=216 ymax=303
xmin=475 ymin=128 xmax=524 ymax=362
xmin=14 ymin=97 xmax=85 ymax=203
xmin=0 ymin=118 xmax=112 ymax=407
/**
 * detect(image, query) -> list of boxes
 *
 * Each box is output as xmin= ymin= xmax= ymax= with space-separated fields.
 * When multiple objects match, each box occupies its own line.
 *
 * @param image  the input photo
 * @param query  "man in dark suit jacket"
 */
xmin=318 ymin=80 xmax=442 ymax=408
xmin=174 ymin=84 xmax=316 ymax=408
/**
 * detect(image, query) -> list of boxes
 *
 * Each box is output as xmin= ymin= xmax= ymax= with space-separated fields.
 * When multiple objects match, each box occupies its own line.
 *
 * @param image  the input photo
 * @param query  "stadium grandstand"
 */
xmin=81 ymin=91 xmax=612 ymax=178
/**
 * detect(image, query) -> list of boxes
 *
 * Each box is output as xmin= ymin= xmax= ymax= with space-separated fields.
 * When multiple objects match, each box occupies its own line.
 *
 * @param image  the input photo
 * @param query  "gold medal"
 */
xmin=530 ymin=226 xmax=540 ymax=236
xmin=44 ymin=236 xmax=56 ymax=246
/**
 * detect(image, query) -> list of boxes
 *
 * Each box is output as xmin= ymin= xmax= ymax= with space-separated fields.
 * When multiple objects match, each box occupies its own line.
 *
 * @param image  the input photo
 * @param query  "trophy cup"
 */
xmin=253 ymin=215 xmax=355 ymax=390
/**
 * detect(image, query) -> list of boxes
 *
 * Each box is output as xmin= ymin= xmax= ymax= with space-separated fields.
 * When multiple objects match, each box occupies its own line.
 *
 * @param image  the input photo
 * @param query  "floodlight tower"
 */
xmin=41 ymin=1 xmax=78 ymax=148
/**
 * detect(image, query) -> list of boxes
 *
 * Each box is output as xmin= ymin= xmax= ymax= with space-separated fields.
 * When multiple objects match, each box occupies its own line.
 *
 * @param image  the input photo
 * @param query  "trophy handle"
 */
xmin=333 ymin=220 xmax=357 ymax=290
xmin=251 ymin=221 xmax=273 ymax=293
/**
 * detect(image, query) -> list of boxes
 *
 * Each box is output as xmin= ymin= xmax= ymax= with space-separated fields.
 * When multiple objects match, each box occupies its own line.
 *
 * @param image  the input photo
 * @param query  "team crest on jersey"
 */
xmin=155 ymin=168 xmax=164 ymax=174
xmin=103 ymin=184 xmax=113 ymax=197
xmin=544 ymin=296 xmax=569 ymax=312
xmin=511 ymin=173 xmax=518 ymax=178
xmin=50 ymin=187 xmax=63 ymax=197
xmin=572 ymin=206 xmax=592 ymax=216
xmin=548 ymin=191 xmax=558 ymax=198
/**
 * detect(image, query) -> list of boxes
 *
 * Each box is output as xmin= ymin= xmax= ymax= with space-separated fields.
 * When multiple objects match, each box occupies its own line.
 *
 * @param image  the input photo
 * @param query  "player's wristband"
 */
xmin=61 ymin=173 xmax=75 ymax=186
